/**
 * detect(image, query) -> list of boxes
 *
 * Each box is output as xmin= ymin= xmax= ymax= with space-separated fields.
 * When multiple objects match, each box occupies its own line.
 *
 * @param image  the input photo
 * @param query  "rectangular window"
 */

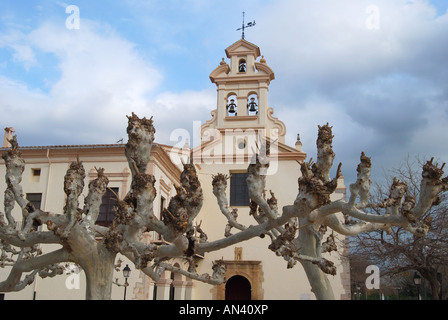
xmin=31 ymin=169 xmax=41 ymax=182
xmin=230 ymin=172 xmax=250 ymax=207
xmin=26 ymin=193 xmax=42 ymax=230
xmin=158 ymin=196 xmax=166 ymax=240
xmin=160 ymin=196 xmax=166 ymax=217
xmin=96 ymin=188 xmax=119 ymax=227
xmin=26 ymin=193 xmax=42 ymax=210
xmin=153 ymin=285 xmax=158 ymax=300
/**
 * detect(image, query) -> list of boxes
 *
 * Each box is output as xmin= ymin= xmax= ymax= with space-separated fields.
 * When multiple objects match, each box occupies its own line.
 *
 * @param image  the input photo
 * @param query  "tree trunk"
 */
xmin=298 ymin=218 xmax=335 ymax=300
xmin=67 ymin=225 xmax=117 ymax=300
xmin=301 ymin=261 xmax=335 ymax=300
xmin=419 ymin=269 xmax=443 ymax=300
xmin=81 ymin=250 xmax=116 ymax=300
xmin=426 ymin=272 xmax=441 ymax=301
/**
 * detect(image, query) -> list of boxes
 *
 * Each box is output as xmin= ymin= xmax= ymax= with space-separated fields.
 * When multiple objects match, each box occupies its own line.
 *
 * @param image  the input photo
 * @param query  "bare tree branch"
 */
xmin=1 ymin=115 xmax=446 ymax=300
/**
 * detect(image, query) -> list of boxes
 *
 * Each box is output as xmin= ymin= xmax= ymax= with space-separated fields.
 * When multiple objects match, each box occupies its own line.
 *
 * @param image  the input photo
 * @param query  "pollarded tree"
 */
xmin=351 ymin=157 xmax=448 ymax=300
xmin=0 ymin=114 xmax=447 ymax=300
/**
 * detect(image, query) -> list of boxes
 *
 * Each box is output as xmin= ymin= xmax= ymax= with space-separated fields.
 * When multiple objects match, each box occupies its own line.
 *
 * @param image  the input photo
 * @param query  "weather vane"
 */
xmin=236 ymin=12 xmax=256 ymax=40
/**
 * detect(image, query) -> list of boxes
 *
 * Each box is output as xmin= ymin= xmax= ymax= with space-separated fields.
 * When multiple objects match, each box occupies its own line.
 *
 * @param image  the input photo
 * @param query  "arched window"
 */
xmin=238 ymin=59 xmax=247 ymax=72
xmin=247 ymin=94 xmax=258 ymax=116
xmin=226 ymin=95 xmax=238 ymax=116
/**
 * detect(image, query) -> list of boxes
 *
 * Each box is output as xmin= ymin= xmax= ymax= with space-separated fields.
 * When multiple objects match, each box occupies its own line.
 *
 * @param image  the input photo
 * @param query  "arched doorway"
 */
xmin=225 ymin=275 xmax=251 ymax=300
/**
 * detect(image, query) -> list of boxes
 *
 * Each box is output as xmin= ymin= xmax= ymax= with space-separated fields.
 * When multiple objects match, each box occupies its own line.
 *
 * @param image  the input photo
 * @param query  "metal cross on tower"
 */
xmin=236 ymin=12 xmax=256 ymax=40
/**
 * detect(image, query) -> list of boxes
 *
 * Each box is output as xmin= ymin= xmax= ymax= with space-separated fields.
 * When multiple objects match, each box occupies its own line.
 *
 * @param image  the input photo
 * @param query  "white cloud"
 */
xmin=249 ymin=0 xmax=448 ymax=184
xmin=147 ymin=89 xmax=216 ymax=146
xmin=10 ymin=44 xmax=37 ymax=70
xmin=1 ymin=0 xmax=447 ymax=187
xmin=1 ymin=20 xmax=163 ymax=145
xmin=0 ymin=29 xmax=37 ymax=71
xmin=0 ymin=19 xmax=217 ymax=148
xmin=254 ymin=0 xmax=447 ymax=91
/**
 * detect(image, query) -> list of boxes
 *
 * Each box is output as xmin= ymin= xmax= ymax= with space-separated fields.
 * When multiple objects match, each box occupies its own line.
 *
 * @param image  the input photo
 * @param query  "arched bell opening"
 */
xmin=238 ymin=59 xmax=247 ymax=73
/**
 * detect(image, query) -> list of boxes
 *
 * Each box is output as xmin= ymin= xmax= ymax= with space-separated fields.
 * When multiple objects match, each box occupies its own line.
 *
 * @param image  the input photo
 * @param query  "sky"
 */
xmin=0 ymin=0 xmax=448 ymax=187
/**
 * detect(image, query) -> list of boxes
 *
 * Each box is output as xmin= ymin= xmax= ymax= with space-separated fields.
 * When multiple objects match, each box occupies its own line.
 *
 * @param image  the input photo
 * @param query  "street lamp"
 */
xmin=123 ymin=264 xmax=131 ymax=300
xmin=413 ymin=272 xmax=421 ymax=300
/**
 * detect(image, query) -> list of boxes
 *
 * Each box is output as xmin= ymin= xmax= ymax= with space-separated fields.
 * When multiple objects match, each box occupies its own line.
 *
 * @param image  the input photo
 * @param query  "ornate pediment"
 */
xmin=225 ymin=39 xmax=261 ymax=59
xmin=191 ymin=129 xmax=306 ymax=165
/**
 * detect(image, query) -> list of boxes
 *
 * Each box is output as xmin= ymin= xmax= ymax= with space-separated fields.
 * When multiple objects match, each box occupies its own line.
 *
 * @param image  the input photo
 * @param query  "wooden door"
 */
xmin=225 ymin=275 xmax=251 ymax=300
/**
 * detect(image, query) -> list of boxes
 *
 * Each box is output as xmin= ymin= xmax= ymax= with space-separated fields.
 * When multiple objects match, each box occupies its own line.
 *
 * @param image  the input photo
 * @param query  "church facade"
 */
xmin=0 ymin=39 xmax=351 ymax=300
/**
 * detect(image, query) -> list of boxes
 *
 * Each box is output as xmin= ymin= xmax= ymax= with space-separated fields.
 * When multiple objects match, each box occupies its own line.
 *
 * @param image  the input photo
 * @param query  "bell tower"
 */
xmin=204 ymin=39 xmax=286 ymax=143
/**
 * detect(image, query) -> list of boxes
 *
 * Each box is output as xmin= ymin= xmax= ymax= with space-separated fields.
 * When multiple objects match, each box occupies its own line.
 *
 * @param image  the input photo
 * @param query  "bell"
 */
xmin=227 ymin=100 xmax=237 ymax=114
xmin=248 ymin=98 xmax=257 ymax=112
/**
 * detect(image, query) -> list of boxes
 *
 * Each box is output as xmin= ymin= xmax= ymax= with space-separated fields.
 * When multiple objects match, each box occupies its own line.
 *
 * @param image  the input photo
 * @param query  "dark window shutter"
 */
xmin=230 ymin=173 xmax=250 ymax=207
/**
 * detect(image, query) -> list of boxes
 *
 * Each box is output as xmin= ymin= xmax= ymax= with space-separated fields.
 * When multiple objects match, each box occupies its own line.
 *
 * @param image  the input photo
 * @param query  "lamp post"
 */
xmin=413 ymin=272 xmax=421 ymax=300
xmin=123 ymin=264 xmax=131 ymax=300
